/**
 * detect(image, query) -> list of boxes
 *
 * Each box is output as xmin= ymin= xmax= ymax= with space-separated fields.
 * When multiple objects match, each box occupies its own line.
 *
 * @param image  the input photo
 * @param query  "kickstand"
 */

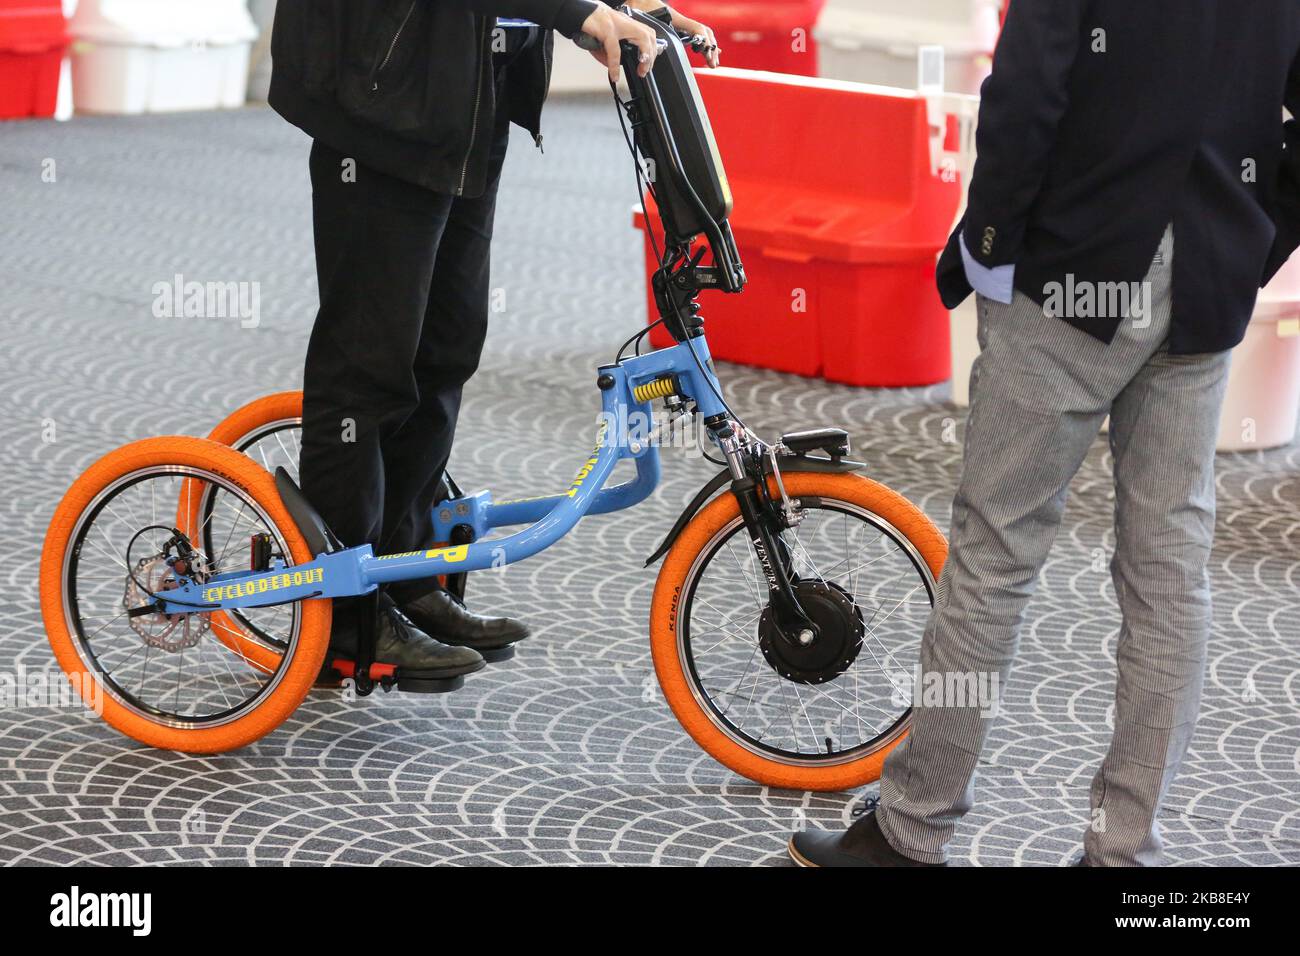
xmin=352 ymin=590 xmax=379 ymax=697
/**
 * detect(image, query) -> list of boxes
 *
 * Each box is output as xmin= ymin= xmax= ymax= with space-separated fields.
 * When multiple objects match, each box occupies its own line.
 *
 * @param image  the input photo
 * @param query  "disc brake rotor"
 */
xmin=124 ymin=554 xmax=209 ymax=653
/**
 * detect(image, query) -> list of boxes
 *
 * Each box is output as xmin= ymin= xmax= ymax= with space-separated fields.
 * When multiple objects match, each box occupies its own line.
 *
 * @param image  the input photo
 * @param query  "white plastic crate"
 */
xmin=549 ymin=33 xmax=610 ymax=94
xmin=1217 ymin=259 xmax=1300 ymax=451
xmin=70 ymin=0 xmax=256 ymax=114
xmin=814 ymin=0 xmax=1001 ymax=94
xmin=247 ymin=0 xmax=275 ymax=102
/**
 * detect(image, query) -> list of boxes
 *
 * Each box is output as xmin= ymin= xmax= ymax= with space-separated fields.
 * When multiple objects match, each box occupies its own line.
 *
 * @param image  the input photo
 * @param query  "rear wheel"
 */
xmin=180 ymin=392 xmax=306 ymax=669
xmin=40 ymin=436 xmax=331 ymax=753
xmin=650 ymin=472 xmax=946 ymax=792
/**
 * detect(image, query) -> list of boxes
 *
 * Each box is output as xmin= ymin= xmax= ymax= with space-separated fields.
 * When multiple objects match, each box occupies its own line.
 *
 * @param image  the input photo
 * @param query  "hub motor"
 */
xmin=758 ymin=580 xmax=865 ymax=685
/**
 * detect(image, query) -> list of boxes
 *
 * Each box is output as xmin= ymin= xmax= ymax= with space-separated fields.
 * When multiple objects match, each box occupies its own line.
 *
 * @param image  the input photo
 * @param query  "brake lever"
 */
xmin=680 ymin=33 xmax=708 ymax=54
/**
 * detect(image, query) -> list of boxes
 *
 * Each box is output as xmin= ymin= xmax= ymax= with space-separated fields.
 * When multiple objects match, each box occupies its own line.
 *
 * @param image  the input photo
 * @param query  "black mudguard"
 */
xmin=274 ymin=467 xmax=343 ymax=557
xmin=644 ymin=454 xmax=866 ymax=567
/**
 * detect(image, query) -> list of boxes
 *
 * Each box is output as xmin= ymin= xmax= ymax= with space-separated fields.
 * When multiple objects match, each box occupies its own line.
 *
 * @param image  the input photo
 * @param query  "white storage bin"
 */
xmin=70 ymin=0 xmax=256 ymax=114
xmin=832 ymin=0 xmax=992 ymax=19
xmin=548 ymin=33 xmax=609 ymax=95
xmin=1217 ymin=271 xmax=1300 ymax=452
xmin=814 ymin=0 xmax=1000 ymax=94
xmin=247 ymin=0 xmax=276 ymax=102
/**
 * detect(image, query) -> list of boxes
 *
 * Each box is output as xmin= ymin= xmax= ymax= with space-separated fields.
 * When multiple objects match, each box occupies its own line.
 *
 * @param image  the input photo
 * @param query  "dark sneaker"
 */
xmin=324 ymin=593 xmax=485 ymax=683
xmin=394 ymin=584 xmax=529 ymax=662
xmin=788 ymin=798 xmax=947 ymax=868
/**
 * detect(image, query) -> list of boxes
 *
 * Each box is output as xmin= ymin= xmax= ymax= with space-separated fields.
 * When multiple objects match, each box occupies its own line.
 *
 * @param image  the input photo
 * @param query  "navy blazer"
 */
xmin=937 ymin=0 xmax=1300 ymax=354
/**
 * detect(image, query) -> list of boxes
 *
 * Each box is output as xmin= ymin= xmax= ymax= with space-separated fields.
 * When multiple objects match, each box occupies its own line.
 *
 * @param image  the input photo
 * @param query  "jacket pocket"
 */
xmin=368 ymin=0 xmax=423 ymax=94
xmin=337 ymin=0 xmax=435 ymax=133
xmin=335 ymin=2 xmax=482 ymax=156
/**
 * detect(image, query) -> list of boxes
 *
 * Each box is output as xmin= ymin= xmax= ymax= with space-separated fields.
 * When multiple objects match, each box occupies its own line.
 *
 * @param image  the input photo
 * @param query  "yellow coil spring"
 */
xmin=632 ymin=376 xmax=677 ymax=404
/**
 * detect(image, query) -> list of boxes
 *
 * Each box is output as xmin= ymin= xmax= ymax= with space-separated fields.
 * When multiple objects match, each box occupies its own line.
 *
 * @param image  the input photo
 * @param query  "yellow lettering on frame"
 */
xmin=200 ymin=566 xmax=328 ymax=605
xmin=425 ymin=545 xmax=469 ymax=563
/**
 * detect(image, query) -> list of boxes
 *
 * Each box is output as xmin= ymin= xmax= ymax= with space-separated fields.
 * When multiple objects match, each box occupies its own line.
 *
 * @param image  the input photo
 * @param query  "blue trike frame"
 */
xmin=160 ymin=13 xmax=758 ymax=622
xmin=156 ymin=337 xmax=730 ymax=617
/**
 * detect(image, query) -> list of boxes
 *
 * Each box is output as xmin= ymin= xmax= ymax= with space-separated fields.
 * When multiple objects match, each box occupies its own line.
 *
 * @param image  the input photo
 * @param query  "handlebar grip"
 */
xmin=573 ymin=30 xmax=706 ymax=55
xmin=573 ymin=32 xmax=661 ymax=54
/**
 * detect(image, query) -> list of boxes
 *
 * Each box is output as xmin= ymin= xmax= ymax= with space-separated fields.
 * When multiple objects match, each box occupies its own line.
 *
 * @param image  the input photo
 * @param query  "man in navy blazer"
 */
xmin=937 ymin=1 xmax=1300 ymax=352
xmin=790 ymin=0 xmax=1300 ymax=867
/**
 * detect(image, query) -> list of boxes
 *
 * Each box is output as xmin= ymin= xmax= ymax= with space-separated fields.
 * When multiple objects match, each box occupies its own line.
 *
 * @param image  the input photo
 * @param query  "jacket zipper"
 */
xmin=536 ymin=34 xmax=552 ymax=152
xmin=372 ymin=0 xmax=419 ymax=93
xmin=456 ymin=18 xmax=489 ymax=196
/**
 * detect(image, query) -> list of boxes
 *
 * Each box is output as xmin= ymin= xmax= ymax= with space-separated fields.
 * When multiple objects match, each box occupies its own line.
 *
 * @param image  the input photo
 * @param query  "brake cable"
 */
xmin=123 ymin=525 xmax=220 ymax=612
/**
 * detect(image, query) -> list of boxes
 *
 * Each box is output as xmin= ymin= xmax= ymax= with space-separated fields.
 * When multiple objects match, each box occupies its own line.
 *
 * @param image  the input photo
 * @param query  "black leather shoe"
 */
xmin=326 ymin=593 xmax=485 ymax=681
xmin=789 ymin=799 xmax=946 ymax=868
xmin=393 ymin=585 xmax=529 ymax=662
xmin=1071 ymin=852 xmax=1091 ymax=867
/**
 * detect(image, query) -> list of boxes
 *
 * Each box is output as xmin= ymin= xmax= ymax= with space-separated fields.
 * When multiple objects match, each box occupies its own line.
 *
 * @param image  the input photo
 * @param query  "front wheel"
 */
xmin=650 ymin=471 xmax=947 ymax=792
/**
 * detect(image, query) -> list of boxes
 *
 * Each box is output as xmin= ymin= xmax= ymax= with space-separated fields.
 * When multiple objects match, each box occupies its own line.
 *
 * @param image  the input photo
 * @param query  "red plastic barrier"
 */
xmin=634 ymin=69 xmax=960 ymax=387
xmin=0 ymin=0 xmax=66 ymax=119
xmin=674 ymin=0 xmax=825 ymax=76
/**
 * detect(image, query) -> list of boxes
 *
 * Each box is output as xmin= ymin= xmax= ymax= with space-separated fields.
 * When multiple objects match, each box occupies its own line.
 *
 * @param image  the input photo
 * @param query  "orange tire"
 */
xmin=207 ymin=390 xmax=304 ymax=446
xmin=177 ymin=391 xmax=305 ymax=674
xmin=649 ymin=471 xmax=948 ymax=792
xmin=41 ymin=436 xmax=331 ymax=753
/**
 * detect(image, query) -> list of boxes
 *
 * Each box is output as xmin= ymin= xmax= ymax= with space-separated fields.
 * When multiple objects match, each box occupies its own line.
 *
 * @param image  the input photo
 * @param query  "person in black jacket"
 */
xmin=790 ymin=0 xmax=1300 ymax=867
xmin=268 ymin=1 xmax=719 ymax=682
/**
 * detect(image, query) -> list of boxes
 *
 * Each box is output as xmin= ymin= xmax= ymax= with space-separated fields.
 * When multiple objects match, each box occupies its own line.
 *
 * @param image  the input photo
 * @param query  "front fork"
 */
xmin=710 ymin=417 xmax=820 ymax=645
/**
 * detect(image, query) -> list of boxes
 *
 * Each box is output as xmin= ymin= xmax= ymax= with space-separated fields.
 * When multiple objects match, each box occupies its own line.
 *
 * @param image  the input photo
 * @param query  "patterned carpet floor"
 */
xmin=0 ymin=100 xmax=1297 ymax=866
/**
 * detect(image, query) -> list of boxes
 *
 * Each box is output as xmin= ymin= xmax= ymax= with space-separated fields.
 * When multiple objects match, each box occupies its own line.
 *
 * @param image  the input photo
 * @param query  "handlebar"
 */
xmin=574 ymin=29 xmax=711 ymax=57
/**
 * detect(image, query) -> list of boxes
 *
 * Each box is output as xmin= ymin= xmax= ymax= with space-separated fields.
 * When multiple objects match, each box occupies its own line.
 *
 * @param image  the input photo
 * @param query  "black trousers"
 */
xmin=300 ymin=75 xmax=511 ymax=608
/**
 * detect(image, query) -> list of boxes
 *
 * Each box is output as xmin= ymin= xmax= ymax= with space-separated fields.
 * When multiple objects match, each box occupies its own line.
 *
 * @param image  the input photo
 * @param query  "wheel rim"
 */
xmin=63 ymin=465 xmax=303 ymax=728
xmin=677 ymin=498 xmax=936 ymax=768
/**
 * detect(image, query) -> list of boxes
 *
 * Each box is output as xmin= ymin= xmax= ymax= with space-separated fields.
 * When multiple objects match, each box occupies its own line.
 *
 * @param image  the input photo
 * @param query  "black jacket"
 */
xmin=938 ymin=1 xmax=1300 ymax=354
xmin=269 ymin=0 xmax=598 ymax=198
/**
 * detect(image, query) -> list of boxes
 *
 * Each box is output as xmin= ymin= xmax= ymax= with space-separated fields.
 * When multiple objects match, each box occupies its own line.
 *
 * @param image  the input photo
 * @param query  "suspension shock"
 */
xmin=632 ymin=374 xmax=679 ymax=404
xmin=710 ymin=418 xmax=818 ymax=643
